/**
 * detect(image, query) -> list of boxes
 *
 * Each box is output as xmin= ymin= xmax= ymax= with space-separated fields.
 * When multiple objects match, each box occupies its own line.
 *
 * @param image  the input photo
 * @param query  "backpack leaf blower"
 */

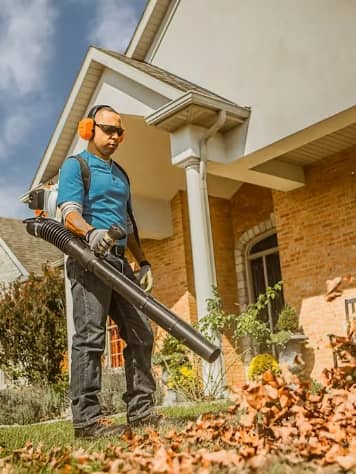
xmin=24 ymin=217 xmax=221 ymax=363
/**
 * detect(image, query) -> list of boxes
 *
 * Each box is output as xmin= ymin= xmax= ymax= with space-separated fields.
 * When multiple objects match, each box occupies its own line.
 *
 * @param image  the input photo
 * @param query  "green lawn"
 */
xmin=0 ymin=401 xmax=229 ymax=450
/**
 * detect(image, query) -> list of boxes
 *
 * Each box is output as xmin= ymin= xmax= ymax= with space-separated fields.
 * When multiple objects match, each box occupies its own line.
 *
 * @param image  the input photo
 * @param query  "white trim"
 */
xmin=146 ymin=0 xmax=181 ymax=62
xmin=0 ymin=238 xmax=29 ymax=280
xmin=145 ymin=91 xmax=249 ymax=128
xmin=245 ymin=229 xmax=277 ymax=305
xmin=126 ymin=0 xmax=161 ymax=57
xmin=30 ymin=51 xmax=95 ymax=189
xmin=234 ymin=215 xmax=276 ymax=310
xmin=126 ymin=0 xmax=175 ymax=60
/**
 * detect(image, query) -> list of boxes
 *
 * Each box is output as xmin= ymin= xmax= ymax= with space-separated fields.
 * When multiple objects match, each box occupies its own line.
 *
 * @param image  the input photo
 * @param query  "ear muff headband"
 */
xmin=77 ymin=105 xmax=125 ymax=142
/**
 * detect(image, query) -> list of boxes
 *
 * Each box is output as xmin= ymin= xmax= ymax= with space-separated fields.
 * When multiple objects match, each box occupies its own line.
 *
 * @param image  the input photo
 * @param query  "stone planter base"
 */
xmin=162 ymin=388 xmax=178 ymax=406
xmin=278 ymin=334 xmax=308 ymax=375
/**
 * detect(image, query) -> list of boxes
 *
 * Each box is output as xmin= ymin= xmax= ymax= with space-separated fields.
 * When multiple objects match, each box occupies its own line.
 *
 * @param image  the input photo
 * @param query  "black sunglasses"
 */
xmin=95 ymin=122 xmax=124 ymax=136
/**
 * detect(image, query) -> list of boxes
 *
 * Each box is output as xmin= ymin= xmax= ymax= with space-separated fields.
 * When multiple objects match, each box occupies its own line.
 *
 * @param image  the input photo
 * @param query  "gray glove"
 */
xmin=85 ymin=228 xmax=108 ymax=255
xmin=139 ymin=264 xmax=153 ymax=292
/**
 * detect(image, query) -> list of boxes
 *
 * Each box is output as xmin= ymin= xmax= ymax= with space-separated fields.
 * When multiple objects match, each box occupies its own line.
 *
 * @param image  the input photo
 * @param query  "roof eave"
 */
xmin=145 ymin=91 xmax=250 ymax=132
xmin=125 ymin=0 xmax=172 ymax=60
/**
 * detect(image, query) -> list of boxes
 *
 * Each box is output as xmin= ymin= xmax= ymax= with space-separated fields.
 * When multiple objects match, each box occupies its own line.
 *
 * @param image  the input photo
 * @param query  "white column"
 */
xmin=64 ymin=256 xmax=74 ymax=379
xmin=184 ymin=158 xmax=225 ymax=397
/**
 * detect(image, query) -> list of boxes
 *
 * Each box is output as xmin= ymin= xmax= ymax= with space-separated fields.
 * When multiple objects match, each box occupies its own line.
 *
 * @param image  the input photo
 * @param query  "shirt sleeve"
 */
xmin=57 ymin=157 xmax=85 ymax=207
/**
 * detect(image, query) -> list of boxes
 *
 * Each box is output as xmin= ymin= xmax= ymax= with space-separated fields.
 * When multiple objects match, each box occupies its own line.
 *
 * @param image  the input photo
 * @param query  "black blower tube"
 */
xmin=24 ymin=218 xmax=221 ymax=363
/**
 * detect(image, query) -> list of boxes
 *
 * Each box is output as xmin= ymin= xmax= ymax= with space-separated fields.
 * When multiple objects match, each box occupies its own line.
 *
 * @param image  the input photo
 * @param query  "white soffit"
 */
xmin=239 ymin=105 xmax=356 ymax=170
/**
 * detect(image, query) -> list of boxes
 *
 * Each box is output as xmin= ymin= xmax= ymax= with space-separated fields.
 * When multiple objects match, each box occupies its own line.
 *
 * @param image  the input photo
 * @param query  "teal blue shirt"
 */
xmin=57 ymin=150 xmax=130 ymax=245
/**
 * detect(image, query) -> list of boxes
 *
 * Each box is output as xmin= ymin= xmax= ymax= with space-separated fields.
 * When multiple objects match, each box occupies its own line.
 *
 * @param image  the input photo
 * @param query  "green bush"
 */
xmin=0 ymin=382 xmax=69 ymax=425
xmin=276 ymin=304 xmax=299 ymax=332
xmin=0 ymin=265 xmax=67 ymax=385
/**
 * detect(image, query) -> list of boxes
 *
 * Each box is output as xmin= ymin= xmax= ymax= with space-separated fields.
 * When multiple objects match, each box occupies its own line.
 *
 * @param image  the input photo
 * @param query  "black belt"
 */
xmin=110 ymin=246 xmax=125 ymax=258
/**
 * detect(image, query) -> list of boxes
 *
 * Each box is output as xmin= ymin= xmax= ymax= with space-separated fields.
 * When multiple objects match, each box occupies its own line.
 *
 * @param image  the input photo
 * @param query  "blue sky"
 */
xmin=0 ymin=0 xmax=146 ymax=219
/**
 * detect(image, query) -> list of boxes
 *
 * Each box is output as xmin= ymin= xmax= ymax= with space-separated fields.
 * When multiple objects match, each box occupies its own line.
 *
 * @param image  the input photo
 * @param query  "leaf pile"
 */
xmin=0 ymin=349 xmax=355 ymax=473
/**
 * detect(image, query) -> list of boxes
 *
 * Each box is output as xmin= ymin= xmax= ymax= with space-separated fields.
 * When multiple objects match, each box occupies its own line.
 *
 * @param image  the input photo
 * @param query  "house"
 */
xmin=0 ymin=218 xmax=63 ymax=282
xmin=0 ymin=217 xmax=64 ymax=388
xmin=27 ymin=0 xmax=356 ymax=386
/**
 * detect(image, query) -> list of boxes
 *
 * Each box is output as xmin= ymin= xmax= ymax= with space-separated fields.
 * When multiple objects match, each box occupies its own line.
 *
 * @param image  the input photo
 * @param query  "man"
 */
xmin=57 ymin=105 xmax=158 ymax=439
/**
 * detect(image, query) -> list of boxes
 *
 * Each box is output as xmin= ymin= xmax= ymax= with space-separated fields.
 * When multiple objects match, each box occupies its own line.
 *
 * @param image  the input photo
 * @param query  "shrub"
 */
xmin=248 ymin=353 xmax=279 ymax=380
xmin=0 ymin=265 xmax=67 ymax=384
xmin=0 ymin=382 xmax=69 ymax=425
xmin=276 ymin=304 xmax=299 ymax=332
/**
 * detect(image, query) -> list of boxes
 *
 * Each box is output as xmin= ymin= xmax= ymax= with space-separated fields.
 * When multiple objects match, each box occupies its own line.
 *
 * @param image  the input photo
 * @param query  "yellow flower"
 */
xmin=179 ymin=366 xmax=193 ymax=378
xmin=248 ymin=353 xmax=279 ymax=380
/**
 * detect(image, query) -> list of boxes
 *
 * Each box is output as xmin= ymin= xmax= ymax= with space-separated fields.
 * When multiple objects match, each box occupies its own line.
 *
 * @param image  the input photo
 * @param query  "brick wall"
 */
xmin=139 ymin=192 xmax=196 ymax=349
xmin=142 ymin=191 xmax=245 ymax=388
xmin=137 ymin=148 xmax=356 ymax=386
xmin=273 ymin=145 xmax=356 ymax=379
xmin=229 ymin=184 xmax=275 ymax=384
xmin=209 ymin=195 xmax=242 ymax=388
xmin=231 ymin=184 xmax=275 ymax=241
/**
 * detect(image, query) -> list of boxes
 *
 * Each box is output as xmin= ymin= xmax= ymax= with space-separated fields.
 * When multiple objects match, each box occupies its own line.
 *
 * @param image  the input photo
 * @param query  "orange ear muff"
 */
xmin=118 ymin=129 xmax=126 ymax=144
xmin=117 ymin=118 xmax=126 ymax=144
xmin=78 ymin=118 xmax=95 ymax=140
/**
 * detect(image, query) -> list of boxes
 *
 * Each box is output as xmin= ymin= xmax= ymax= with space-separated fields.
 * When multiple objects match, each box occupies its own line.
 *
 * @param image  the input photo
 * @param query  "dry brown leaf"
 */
xmin=336 ymin=453 xmax=356 ymax=470
xmin=247 ymin=454 xmax=266 ymax=469
xmin=150 ymin=446 xmax=170 ymax=473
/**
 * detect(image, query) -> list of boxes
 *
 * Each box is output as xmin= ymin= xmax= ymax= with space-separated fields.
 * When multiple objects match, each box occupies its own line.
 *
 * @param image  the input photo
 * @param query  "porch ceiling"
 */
xmin=110 ymin=115 xmax=242 ymax=200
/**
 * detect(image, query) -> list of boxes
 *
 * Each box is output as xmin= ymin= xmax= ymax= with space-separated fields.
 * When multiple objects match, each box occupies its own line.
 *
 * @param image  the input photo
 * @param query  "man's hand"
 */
xmin=139 ymin=263 xmax=153 ymax=292
xmin=86 ymin=228 xmax=108 ymax=254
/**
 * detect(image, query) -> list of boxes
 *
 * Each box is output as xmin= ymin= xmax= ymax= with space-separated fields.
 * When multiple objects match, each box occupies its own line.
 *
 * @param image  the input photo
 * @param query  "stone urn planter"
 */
xmin=278 ymin=333 xmax=308 ymax=376
xmin=162 ymin=388 xmax=178 ymax=406
xmin=161 ymin=368 xmax=178 ymax=406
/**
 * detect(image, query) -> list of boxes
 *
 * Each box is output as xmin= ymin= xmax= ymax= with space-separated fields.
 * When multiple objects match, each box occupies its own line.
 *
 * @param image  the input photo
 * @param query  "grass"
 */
xmin=0 ymin=400 xmax=230 ymax=452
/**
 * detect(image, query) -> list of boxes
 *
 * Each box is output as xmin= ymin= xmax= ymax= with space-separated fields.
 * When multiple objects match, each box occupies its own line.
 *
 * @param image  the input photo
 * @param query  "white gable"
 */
xmin=0 ymin=238 xmax=28 ymax=287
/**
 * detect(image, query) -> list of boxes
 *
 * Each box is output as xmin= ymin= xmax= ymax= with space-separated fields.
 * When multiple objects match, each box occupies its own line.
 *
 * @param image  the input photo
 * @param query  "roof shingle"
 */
xmin=97 ymin=47 xmax=238 ymax=106
xmin=0 ymin=218 xmax=63 ymax=275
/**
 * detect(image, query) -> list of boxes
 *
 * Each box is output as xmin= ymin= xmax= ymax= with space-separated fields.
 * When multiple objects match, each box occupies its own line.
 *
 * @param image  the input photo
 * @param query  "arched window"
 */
xmin=247 ymin=233 xmax=284 ymax=350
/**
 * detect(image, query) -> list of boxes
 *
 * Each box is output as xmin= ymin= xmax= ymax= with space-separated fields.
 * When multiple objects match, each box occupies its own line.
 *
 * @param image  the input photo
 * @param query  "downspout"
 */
xmin=199 ymin=110 xmax=227 ymax=288
xmin=199 ymin=110 xmax=227 ymax=396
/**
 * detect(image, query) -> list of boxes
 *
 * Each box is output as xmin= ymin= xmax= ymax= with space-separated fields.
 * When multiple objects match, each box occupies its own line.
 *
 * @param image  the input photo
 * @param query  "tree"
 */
xmin=0 ymin=265 xmax=67 ymax=384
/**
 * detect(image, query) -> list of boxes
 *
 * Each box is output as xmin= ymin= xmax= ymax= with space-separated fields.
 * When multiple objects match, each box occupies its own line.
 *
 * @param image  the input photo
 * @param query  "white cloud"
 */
xmin=0 ymin=0 xmax=57 ymax=161
xmin=89 ymin=0 xmax=140 ymax=52
xmin=0 ymin=0 xmax=57 ymax=96
xmin=0 ymin=182 xmax=32 ymax=219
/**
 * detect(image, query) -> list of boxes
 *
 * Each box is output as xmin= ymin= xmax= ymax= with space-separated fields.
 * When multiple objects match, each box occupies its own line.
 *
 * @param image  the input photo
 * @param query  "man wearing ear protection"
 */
xmin=57 ymin=105 xmax=158 ymax=439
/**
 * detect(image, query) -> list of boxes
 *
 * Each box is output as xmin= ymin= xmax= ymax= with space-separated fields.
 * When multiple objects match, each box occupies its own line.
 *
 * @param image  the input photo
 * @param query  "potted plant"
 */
xmin=231 ymin=282 xmax=283 ymax=362
xmin=153 ymin=334 xmax=203 ymax=404
xmin=270 ymin=304 xmax=308 ymax=375
xmin=153 ymin=334 xmax=187 ymax=405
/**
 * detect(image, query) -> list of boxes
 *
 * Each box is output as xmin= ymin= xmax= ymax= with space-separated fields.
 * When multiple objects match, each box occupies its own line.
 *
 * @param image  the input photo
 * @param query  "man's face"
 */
xmin=91 ymin=109 xmax=123 ymax=158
